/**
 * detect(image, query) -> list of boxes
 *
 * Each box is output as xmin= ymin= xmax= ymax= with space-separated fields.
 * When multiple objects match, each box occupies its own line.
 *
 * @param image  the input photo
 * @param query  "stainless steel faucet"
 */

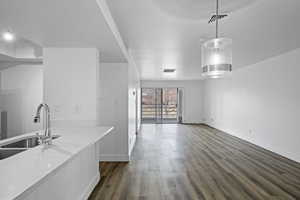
xmin=34 ymin=103 xmax=52 ymax=145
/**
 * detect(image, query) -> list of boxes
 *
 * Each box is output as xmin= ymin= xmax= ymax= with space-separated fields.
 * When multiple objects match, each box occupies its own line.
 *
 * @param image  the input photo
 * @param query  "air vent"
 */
xmin=163 ymin=69 xmax=176 ymax=73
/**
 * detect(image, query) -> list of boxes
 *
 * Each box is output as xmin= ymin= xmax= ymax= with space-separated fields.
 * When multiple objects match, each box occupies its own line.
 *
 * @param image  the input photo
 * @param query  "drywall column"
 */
xmin=97 ymin=62 xmax=140 ymax=161
xmin=128 ymin=62 xmax=140 ymax=155
xmin=97 ymin=63 xmax=129 ymax=161
xmin=43 ymin=48 xmax=98 ymax=127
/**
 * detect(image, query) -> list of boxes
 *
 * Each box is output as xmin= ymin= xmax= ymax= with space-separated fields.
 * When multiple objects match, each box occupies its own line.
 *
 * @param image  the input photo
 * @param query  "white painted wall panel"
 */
xmin=43 ymin=48 xmax=98 ymax=126
xmin=128 ymin=62 xmax=140 ymax=155
xmin=0 ymin=65 xmax=43 ymax=138
xmin=97 ymin=63 xmax=129 ymax=161
xmin=97 ymin=62 xmax=140 ymax=161
xmin=203 ymin=48 xmax=300 ymax=162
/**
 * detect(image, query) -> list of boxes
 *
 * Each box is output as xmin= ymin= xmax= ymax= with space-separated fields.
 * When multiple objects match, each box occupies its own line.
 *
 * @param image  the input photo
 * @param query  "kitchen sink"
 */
xmin=0 ymin=135 xmax=61 ymax=149
xmin=0 ymin=149 xmax=27 ymax=160
xmin=1 ymin=137 xmax=40 ymax=148
xmin=0 ymin=135 xmax=61 ymax=160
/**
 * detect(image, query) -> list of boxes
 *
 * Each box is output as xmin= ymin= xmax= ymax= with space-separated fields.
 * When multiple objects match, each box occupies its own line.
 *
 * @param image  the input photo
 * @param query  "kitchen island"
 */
xmin=0 ymin=126 xmax=113 ymax=200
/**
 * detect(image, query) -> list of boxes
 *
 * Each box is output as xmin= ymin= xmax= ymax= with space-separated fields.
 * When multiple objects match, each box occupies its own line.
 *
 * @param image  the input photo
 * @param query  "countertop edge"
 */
xmin=0 ymin=126 xmax=114 ymax=200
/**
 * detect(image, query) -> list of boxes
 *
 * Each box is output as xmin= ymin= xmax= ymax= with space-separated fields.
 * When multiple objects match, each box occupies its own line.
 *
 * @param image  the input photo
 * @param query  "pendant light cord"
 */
xmin=216 ymin=0 xmax=219 ymax=38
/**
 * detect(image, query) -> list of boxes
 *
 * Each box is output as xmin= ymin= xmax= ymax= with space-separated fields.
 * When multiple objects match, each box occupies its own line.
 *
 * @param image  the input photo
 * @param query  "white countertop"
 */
xmin=0 ymin=126 xmax=113 ymax=200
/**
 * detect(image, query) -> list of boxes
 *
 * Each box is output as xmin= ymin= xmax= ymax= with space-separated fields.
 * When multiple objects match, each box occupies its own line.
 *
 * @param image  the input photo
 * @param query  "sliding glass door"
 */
xmin=141 ymin=88 xmax=160 ymax=123
xmin=141 ymin=88 xmax=178 ymax=124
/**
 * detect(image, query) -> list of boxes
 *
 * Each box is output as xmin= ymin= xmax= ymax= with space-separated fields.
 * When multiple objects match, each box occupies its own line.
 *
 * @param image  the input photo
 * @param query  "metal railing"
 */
xmin=142 ymin=104 xmax=177 ymax=119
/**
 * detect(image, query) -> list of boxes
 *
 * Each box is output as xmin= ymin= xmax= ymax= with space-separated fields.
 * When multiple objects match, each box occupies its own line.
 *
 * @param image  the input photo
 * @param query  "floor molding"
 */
xmin=181 ymin=122 xmax=205 ymax=125
xmin=202 ymin=123 xmax=300 ymax=164
xmin=99 ymin=154 xmax=129 ymax=162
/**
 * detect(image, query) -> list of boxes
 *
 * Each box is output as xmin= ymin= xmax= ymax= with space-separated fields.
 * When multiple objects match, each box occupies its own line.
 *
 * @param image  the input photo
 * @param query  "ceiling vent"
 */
xmin=163 ymin=69 xmax=176 ymax=73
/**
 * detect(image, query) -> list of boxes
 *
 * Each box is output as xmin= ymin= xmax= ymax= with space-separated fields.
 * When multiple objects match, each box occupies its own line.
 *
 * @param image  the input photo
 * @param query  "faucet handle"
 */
xmin=36 ymin=132 xmax=43 ymax=145
xmin=43 ymin=137 xmax=53 ymax=145
xmin=35 ymin=133 xmax=52 ymax=145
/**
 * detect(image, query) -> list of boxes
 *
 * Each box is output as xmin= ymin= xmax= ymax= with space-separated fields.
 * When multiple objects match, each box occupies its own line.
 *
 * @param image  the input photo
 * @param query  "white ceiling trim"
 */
xmin=96 ymin=0 xmax=133 ymax=64
xmin=96 ymin=0 xmax=129 ymax=60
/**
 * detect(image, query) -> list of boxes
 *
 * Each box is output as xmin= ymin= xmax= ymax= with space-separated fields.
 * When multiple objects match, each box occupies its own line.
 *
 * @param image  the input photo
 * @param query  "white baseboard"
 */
xmin=80 ymin=173 xmax=100 ymax=200
xmin=99 ymin=154 xmax=130 ymax=162
xmin=203 ymin=123 xmax=300 ymax=164
xmin=182 ymin=121 xmax=203 ymax=124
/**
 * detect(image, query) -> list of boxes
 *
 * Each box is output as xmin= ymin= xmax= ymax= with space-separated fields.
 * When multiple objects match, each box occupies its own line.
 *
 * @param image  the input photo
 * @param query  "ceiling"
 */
xmin=0 ymin=0 xmax=126 ymax=63
xmin=107 ymin=0 xmax=300 ymax=80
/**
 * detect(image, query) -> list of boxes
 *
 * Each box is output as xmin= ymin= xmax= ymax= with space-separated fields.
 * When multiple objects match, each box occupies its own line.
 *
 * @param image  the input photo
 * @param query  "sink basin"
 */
xmin=0 ymin=149 xmax=27 ymax=160
xmin=0 ymin=135 xmax=61 ymax=149
xmin=1 ymin=137 xmax=40 ymax=148
xmin=0 ymin=135 xmax=61 ymax=160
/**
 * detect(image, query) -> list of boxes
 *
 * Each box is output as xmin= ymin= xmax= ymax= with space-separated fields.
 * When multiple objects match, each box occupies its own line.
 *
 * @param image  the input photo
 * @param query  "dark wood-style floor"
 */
xmin=89 ymin=124 xmax=300 ymax=200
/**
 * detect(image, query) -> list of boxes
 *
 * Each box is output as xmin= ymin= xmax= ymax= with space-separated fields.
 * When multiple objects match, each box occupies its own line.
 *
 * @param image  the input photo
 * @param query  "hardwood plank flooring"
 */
xmin=89 ymin=124 xmax=300 ymax=200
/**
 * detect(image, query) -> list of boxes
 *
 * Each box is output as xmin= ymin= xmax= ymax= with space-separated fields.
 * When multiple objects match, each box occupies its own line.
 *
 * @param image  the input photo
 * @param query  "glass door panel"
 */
xmin=162 ymin=88 xmax=178 ymax=123
xmin=141 ymin=88 xmax=156 ymax=123
xmin=155 ymin=88 xmax=163 ymax=123
xmin=142 ymin=88 xmax=178 ymax=124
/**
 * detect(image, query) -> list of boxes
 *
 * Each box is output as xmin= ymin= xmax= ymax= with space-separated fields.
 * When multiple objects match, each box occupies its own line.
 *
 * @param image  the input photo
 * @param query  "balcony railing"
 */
xmin=142 ymin=104 xmax=177 ymax=119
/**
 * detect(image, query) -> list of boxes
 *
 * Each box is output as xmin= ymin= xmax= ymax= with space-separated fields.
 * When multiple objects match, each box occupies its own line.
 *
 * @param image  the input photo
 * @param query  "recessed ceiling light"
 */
xmin=2 ymin=31 xmax=15 ymax=42
xmin=163 ymin=69 xmax=176 ymax=73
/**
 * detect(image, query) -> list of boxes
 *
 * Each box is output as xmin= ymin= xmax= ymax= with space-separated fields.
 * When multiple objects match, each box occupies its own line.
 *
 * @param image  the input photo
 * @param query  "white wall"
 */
xmin=43 ymin=48 xmax=98 ymax=127
xmin=141 ymin=80 xmax=204 ymax=123
xmin=128 ymin=62 xmax=140 ymax=155
xmin=97 ymin=63 xmax=129 ymax=161
xmin=43 ymin=49 xmax=140 ymax=161
xmin=0 ymin=65 xmax=43 ymax=138
xmin=203 ymin=48 xmax=300 ymax=162
xmin=97 ymin=62 xmax=140 ymax=161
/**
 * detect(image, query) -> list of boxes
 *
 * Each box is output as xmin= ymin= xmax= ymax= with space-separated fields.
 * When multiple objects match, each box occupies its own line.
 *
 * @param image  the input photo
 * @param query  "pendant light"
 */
xmin=2 ymin=30 xmax=15 ymax=42
xmin=201 ymin=0 xmax=232 ymax=78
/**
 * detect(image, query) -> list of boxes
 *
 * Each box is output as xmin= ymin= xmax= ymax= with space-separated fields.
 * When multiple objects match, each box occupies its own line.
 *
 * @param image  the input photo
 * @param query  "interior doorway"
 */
xmin=141 ymin=88 xmax=179 ymax=124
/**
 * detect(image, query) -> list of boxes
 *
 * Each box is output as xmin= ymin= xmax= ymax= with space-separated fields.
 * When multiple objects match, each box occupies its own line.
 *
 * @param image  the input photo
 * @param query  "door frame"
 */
xmin=141 ymin=87 xmax=179 ymax=124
